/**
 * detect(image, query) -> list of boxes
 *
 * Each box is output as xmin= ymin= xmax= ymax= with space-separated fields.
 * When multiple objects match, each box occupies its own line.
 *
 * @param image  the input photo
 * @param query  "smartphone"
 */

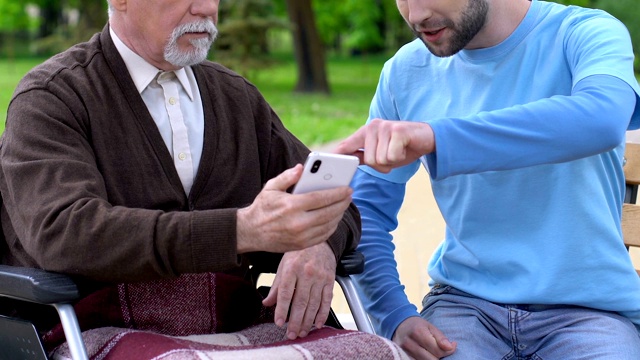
xmin=292 ymin=152 xmax=360 ymax=194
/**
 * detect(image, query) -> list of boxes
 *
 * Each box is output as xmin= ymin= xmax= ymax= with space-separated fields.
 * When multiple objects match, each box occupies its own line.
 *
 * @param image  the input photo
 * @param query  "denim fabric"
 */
xmin=421 ymin=284 xmax=640 ymax=360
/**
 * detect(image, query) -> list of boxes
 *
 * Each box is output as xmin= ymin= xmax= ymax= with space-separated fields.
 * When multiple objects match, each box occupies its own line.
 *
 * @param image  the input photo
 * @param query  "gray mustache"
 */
xmin=173 ymin=20 xmax=218 ymax=40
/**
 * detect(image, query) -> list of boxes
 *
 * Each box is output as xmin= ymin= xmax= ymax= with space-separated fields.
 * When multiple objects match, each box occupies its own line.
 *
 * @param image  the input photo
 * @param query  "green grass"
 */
xmin=0 ymin=55 xmax=386 ymax=146
xmin=251 ymin=55 xmax=385 ymax=146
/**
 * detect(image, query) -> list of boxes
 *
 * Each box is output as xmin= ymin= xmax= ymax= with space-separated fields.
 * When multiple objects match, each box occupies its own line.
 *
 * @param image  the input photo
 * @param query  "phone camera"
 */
xmin=311 ymin=160 xmax=322 ymax=173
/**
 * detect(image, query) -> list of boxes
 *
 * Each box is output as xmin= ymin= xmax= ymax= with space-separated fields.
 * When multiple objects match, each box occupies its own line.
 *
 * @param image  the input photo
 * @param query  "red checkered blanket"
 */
xmin=43 ymin=273 xmax=408 ymax=359
xmin=50 ymin=324 xmax=408 ymax=360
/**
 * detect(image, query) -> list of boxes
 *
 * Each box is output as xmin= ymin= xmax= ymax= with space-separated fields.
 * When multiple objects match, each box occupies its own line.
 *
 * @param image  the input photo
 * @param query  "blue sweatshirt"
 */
xmin=352 ymin=0 xmax=640 ymax=339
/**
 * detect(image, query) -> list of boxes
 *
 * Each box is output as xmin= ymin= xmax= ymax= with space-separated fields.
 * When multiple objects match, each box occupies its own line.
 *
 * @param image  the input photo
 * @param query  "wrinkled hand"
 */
xmin=334 ymin=119 xmax=435 ymax=173
xmin=237 ymin=164 xmax=353 ymax=254
xmin=262 ymin=242 xmax=336 ymax=340
xmin=393 ymin=317 xmax=456 ymax=359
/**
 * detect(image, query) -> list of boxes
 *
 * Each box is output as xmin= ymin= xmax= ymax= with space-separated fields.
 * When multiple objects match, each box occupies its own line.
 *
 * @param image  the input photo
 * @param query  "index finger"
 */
xmin=333 ymin=128 xmax=366 ymax=158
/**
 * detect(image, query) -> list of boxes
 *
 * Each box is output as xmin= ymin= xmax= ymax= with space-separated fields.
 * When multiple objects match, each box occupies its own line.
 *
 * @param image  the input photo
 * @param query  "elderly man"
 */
xmin=0 ymin=0 xmax=406 ymax=358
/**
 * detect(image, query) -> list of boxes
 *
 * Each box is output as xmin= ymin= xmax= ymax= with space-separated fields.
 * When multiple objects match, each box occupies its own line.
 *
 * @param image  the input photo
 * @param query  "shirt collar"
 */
xmin=109 ymin=27 xmax=195 ymax=101
xmin=173 ymin=68 xmax=195 ymax=102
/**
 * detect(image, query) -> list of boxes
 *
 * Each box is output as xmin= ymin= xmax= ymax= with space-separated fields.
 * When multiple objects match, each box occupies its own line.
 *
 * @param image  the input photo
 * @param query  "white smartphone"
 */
xmin=292 ymin=152 xmax=360 ymax=194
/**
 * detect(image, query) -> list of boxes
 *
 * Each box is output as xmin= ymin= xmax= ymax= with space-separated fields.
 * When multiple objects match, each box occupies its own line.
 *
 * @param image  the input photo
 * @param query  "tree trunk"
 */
xmin=284 ymin=0 xmax=330 ymax=94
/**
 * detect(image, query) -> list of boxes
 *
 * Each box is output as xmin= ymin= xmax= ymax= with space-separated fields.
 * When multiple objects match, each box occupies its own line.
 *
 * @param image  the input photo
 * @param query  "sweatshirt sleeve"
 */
xmin=425 ymin=75 xmax=638 ymax=180
xmin=351 ymin=169 xmax=421 ymax=339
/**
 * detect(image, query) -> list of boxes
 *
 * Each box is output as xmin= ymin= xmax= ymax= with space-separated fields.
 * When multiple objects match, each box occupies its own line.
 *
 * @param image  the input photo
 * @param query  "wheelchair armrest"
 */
xmin=336 ymin=250 xmax=364 ymax=277
xmin=0 ymin=265 xmax=80 ymax=304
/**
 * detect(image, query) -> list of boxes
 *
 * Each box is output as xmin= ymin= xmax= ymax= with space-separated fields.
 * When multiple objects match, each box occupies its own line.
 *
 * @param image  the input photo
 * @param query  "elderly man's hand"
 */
xmin=262 ymin=242 xmax=336 ymax=340
xmin=236 ymin=164 xmax=352 ymax=254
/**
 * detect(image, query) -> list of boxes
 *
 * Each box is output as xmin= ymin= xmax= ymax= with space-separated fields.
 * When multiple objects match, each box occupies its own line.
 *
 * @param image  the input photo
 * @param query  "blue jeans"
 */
xmin=421 ymin=284 xmax=640 ymax=360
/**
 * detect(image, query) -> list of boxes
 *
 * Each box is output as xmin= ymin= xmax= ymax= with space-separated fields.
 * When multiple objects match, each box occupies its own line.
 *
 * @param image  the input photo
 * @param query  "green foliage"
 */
xmin=0 ymin=2 xmax=38 ymax=59
xmin=312 ymin=0 xmax=412 ymax=55
xmin=31 ymin=0 xmax=106 ymax=56
xmin=214 ymin=0 xmax=289 ymax=76
xmin=252 ymin=54 xmax=385 ymax=145
xmin=312 ymin=0 xmax=350 ymax=49
xmin=0 ymin=2 xmax=31 ymax=31
xmin=342 ymin=0 xmax=385 ymax=52
xmin=0 ymin=0 xmax=107 ymax=57
xmin=591 ymin=0 xmax=640 ymax=72
xmin=552 ymin=0 xmax=593 ymax=6
xmin=312 ymin=0 xmax=387 ymax=52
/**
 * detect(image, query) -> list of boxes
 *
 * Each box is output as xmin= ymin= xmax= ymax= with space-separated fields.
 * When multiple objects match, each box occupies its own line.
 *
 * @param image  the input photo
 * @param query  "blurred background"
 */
xmin=1 ymin=0 xmax=639 ymax=329
xmin=1 ymin=0 xmax=638 ymax=145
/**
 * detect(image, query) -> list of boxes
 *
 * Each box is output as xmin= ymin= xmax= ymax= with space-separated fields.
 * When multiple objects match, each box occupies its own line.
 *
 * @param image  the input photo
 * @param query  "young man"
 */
xmin=0 ymin=0 xmax=406 ymax=358
xmin=336 ymin=0 xmax=640 ymax=358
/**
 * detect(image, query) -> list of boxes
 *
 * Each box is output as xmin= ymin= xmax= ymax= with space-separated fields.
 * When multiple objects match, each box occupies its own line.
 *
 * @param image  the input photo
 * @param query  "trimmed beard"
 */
xmin=417 ymin=0 xmax=489 ymax=57
xmin=164 ymin=19 xmax=218 ymax=67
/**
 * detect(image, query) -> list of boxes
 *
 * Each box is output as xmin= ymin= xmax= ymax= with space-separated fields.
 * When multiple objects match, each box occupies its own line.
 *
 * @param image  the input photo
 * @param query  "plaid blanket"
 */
xmin=43 ymin=273 xmax=408 ymax=359
xmin=50 ymin=324 xmax=409 ymax=360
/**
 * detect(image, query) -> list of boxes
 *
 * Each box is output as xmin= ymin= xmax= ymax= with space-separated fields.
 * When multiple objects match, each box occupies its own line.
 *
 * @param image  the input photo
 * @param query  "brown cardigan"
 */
xmin=0 ymin=25 xmax=360 ymax=286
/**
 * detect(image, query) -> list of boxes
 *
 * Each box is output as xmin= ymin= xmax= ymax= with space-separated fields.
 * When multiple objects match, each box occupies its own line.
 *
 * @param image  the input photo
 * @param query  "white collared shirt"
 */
xmin=110 ymin=27 xmax=204 ymax=196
